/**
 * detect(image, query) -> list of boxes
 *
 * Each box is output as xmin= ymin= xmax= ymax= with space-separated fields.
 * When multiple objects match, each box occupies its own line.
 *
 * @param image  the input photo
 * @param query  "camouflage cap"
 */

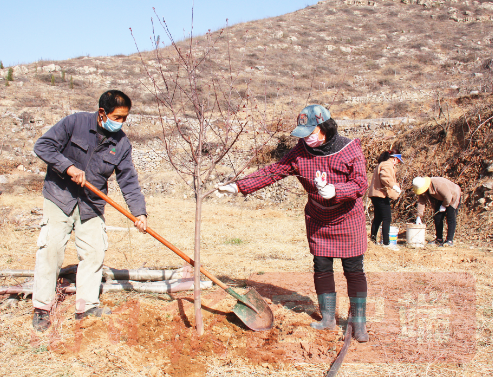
xmin=291 ymin=104 xmax=331 ymax=138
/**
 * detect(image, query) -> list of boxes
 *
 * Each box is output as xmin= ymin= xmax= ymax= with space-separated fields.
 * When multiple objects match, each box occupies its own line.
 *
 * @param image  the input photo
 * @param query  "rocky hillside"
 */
xmin=1 ymin=0 xmax=492 ymax=116
xmin=0 ymin=0 xmax=492 ymax=241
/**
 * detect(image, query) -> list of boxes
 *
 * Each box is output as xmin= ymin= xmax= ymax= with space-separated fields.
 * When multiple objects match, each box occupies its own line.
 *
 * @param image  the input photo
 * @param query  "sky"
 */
xmin=1 ymin=0 xmax=320 ymax=67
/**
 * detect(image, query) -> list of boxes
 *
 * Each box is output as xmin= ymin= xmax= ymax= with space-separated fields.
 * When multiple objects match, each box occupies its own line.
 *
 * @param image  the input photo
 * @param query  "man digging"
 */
xmin=32 ymin=90 xmax=147 ymax=332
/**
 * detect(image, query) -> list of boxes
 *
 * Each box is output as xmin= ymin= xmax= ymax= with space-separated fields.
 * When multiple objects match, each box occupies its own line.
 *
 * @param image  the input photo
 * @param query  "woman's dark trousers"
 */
xmin=312 ymin=255 xmax=368 ymax=342
xmin=433 ymin=201 xmax=459 ymax=242
xmin=370 ymin=196 xmax=392 ymax=245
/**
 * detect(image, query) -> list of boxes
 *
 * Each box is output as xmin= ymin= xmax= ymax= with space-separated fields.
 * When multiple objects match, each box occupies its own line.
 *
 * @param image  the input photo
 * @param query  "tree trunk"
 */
xmin=194 ymin=194 xmax=204 ymax=335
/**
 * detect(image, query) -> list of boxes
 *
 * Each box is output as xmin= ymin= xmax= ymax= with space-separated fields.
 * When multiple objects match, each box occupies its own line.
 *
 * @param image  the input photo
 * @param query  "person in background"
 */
xmin=218 ymin=104 xmax=369 ymax=342
xmin=413 ymin=176 xmax=461 ymax=247
xmin=368 ymin=149 xmax=403 ymax=246
xmin=32 ymin=90 xmax=147 ymax=332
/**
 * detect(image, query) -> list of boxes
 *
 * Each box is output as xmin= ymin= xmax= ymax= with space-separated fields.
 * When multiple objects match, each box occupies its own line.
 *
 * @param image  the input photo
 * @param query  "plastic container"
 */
xmin=389 ymin=226 xmax=399 ymax=245
xmin=406 ymin=223 xmax=426 ymax=248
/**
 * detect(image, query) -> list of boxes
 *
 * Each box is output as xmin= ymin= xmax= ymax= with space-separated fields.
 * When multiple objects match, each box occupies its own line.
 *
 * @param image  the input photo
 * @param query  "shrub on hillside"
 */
xmin=453 ymin=54 xmax=477 ymax=64
xmin=73 ymin=98 xmax=93 ymax=110
xmin=383 ymin=102 xmax=409 ymax=118
xmin=416 ymin=53 xmax=435 ymax=65
xmin=139 ymin=93 xmax=157 ymax=106
xmin=6 ymin=67 xmax=13 ymax=82
xmin=254 ymin=134 xmax=297 ymax=164
xmin=436 ymin=14 xmax=450 ymax=22
xmin=410 ymin=42 xmax=426 ymax=50
xmin=377 ymin=78 xmax=393 ymax=87
xmin=38 ymin=74 xmax=63 ymax=85
xmin=22 ymin=97 xmax=49 ymax=108
xmin=482 ymin=59 xmax=493 ymax=71
xmin=382 ymin=67 xmax=399 ymax=76
xmin=365 ymin=48 xmax=385 ymax=61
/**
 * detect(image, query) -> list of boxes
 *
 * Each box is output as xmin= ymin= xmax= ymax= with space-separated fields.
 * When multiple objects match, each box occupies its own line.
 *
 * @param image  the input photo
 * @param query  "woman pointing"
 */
xmin=219 ymin=105 xmax=369 ymax=342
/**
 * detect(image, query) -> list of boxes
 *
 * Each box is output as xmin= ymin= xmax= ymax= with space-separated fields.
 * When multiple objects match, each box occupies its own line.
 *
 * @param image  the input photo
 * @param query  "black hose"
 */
xmin=326 ymin=315 xmax=353 ymax=377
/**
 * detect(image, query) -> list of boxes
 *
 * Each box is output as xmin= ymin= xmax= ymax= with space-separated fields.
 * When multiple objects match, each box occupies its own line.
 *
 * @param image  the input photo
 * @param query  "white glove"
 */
xmin=416 ymin=216 xmax=422 ymax=225
xmin=392 ymin=185 xmax=401 ymax=194
xmin=218 ymin=183 xmax=238 ymax=195
xmin=314 ymin=171 xmax=327 ymax=190
xmin=318 ymin=184 xmax=336 ymax=199
xmin=439 ymin=205 xmax=446 ymax=212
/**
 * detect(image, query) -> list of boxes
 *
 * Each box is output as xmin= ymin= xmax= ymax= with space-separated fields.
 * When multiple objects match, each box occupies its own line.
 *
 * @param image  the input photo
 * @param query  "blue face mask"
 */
xmin=100 ymin=112 xmax=123 ymax=132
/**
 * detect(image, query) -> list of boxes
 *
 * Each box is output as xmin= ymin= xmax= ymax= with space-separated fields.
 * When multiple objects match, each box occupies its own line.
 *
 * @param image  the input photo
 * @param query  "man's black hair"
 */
xmin=318 ymin=118 xmax=338 ymax=141
xmin=99 ymin=90 xmax=132 ymax=114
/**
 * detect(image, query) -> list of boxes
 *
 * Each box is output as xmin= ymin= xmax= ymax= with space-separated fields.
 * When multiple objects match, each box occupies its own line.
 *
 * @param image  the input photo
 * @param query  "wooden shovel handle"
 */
xmin=84 ymin=181 xmax=228 ymax=290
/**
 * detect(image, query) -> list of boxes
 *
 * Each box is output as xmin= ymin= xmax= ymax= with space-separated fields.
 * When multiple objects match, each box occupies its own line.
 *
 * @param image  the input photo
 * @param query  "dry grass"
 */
xmin=1 ymin=187 xmax=493 ymax=376
xmin=2 ymin=1 xmax=493 ymax=375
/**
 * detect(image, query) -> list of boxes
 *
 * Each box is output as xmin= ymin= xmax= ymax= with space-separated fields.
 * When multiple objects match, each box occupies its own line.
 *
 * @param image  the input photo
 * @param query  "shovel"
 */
xmin=84 ymin=181 xmax=274 ymax=331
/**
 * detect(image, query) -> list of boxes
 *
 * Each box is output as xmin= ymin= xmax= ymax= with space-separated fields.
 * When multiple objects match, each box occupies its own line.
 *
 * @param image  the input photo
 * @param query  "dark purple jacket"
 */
xmin=34 ymin=112 xmax=146 ymax=221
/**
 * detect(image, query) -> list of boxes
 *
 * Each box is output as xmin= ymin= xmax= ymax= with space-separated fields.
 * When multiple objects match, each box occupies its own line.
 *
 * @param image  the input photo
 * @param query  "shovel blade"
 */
xmin=232 ymin=288 xmax=274 ymax=331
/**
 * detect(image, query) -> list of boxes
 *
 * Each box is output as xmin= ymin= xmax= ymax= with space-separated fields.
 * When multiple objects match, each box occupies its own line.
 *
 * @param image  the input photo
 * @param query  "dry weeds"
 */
xmin=1 ymin=1 xmax=493 ymax=375
xmin=1 ymin=187 xmax=493 ymax=376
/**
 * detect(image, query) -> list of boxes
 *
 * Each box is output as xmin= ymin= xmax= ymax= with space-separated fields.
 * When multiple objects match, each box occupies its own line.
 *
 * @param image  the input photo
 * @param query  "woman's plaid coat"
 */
xmin=237 ymin=138 xmax=368 ymax=258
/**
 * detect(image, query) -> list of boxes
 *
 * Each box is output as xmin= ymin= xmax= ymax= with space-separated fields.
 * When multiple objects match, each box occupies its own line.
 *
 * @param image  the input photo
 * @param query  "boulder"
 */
xmin=13 ymin=65 xmax=29 ymax=74
xmin=484 ymin=160 xmax=493 ymax=175
xmin=272 ymin=31 xmax=284 ymax=39
xmin=483 ymin=180 xmax=493 ymax=190
xmin=42 ymin=64 xmax=60 ymax=73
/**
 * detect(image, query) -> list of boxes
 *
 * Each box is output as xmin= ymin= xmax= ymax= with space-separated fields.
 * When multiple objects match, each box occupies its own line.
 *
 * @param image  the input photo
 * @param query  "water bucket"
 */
xmin=389 ymin=226 xmax=399 ymax=245
xmin=406 ymin=223 xmax=426 ymax=248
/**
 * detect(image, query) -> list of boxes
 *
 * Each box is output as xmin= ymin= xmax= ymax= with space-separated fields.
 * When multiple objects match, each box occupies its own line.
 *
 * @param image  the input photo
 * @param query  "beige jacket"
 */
xmin=368 ymin=160 xmax=399 ymax=200
xmin=417 ymin=177 xmax=461 ymax=217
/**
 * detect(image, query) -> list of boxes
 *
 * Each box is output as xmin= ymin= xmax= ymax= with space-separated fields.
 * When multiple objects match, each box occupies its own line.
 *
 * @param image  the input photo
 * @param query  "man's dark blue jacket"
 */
xmin=34 ymin=112 xmax=146 ymax=221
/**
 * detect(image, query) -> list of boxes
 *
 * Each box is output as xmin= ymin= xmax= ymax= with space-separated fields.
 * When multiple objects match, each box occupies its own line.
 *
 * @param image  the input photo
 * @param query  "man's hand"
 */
xmin=134 ymin=215 xmax=147 ymax=233
xmin=218 ymin=183 xmax=238 ymax=195
xmin=66 ymin=166 xmax=86 ymax=187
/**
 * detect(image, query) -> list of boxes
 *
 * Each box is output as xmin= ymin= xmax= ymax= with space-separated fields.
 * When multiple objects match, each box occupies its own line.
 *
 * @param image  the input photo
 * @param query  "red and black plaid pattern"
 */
xmin=237 ymin=139 xmax=368 ymax=257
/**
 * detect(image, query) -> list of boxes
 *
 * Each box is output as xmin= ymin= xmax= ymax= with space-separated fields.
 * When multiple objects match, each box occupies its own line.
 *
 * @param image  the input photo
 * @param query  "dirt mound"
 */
xmin=27 ymin=280 xmax=341 ymax=377
xmin=23 ymin=270 xmax=476 ymax=376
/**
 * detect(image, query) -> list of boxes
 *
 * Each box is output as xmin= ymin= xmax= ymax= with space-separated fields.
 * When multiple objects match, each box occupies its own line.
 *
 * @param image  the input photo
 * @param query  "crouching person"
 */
xmin=218 ymin=105 xmax=369 ymax=342
xmin=32 ymin=90 xmax=147 ymax=332
xmin=413 ymin=176 xmax=461 ymax=247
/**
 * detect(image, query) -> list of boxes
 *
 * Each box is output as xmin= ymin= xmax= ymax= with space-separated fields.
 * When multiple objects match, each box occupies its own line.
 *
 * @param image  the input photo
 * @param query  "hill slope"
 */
xmin=1 ymin=0 xmax=492 ymax=119
xmin=0 ymin=0 xmax=492 ymax=240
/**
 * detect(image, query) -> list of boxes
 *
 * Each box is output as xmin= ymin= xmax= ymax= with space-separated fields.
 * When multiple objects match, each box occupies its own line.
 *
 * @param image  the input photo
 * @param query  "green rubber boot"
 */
xmin=349 ymin=297 xmax=369 ymax=342
xmin=311 ymin=292 xmax=337 ymax=330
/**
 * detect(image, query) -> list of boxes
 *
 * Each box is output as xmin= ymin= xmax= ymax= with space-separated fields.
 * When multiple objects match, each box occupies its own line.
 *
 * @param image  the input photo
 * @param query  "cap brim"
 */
xmin=390 ymin=154 xmax=403 ymax=163
xmin=413 ymin=177 xmax=431 ymax=195
xmin=291 ymin=125 xmax=317 ymax=138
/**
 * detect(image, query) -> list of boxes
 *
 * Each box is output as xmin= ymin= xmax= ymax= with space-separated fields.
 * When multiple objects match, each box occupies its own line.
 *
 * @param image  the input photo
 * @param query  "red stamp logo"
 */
xmin=298 ymin=113 xmax=308 ymax=126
